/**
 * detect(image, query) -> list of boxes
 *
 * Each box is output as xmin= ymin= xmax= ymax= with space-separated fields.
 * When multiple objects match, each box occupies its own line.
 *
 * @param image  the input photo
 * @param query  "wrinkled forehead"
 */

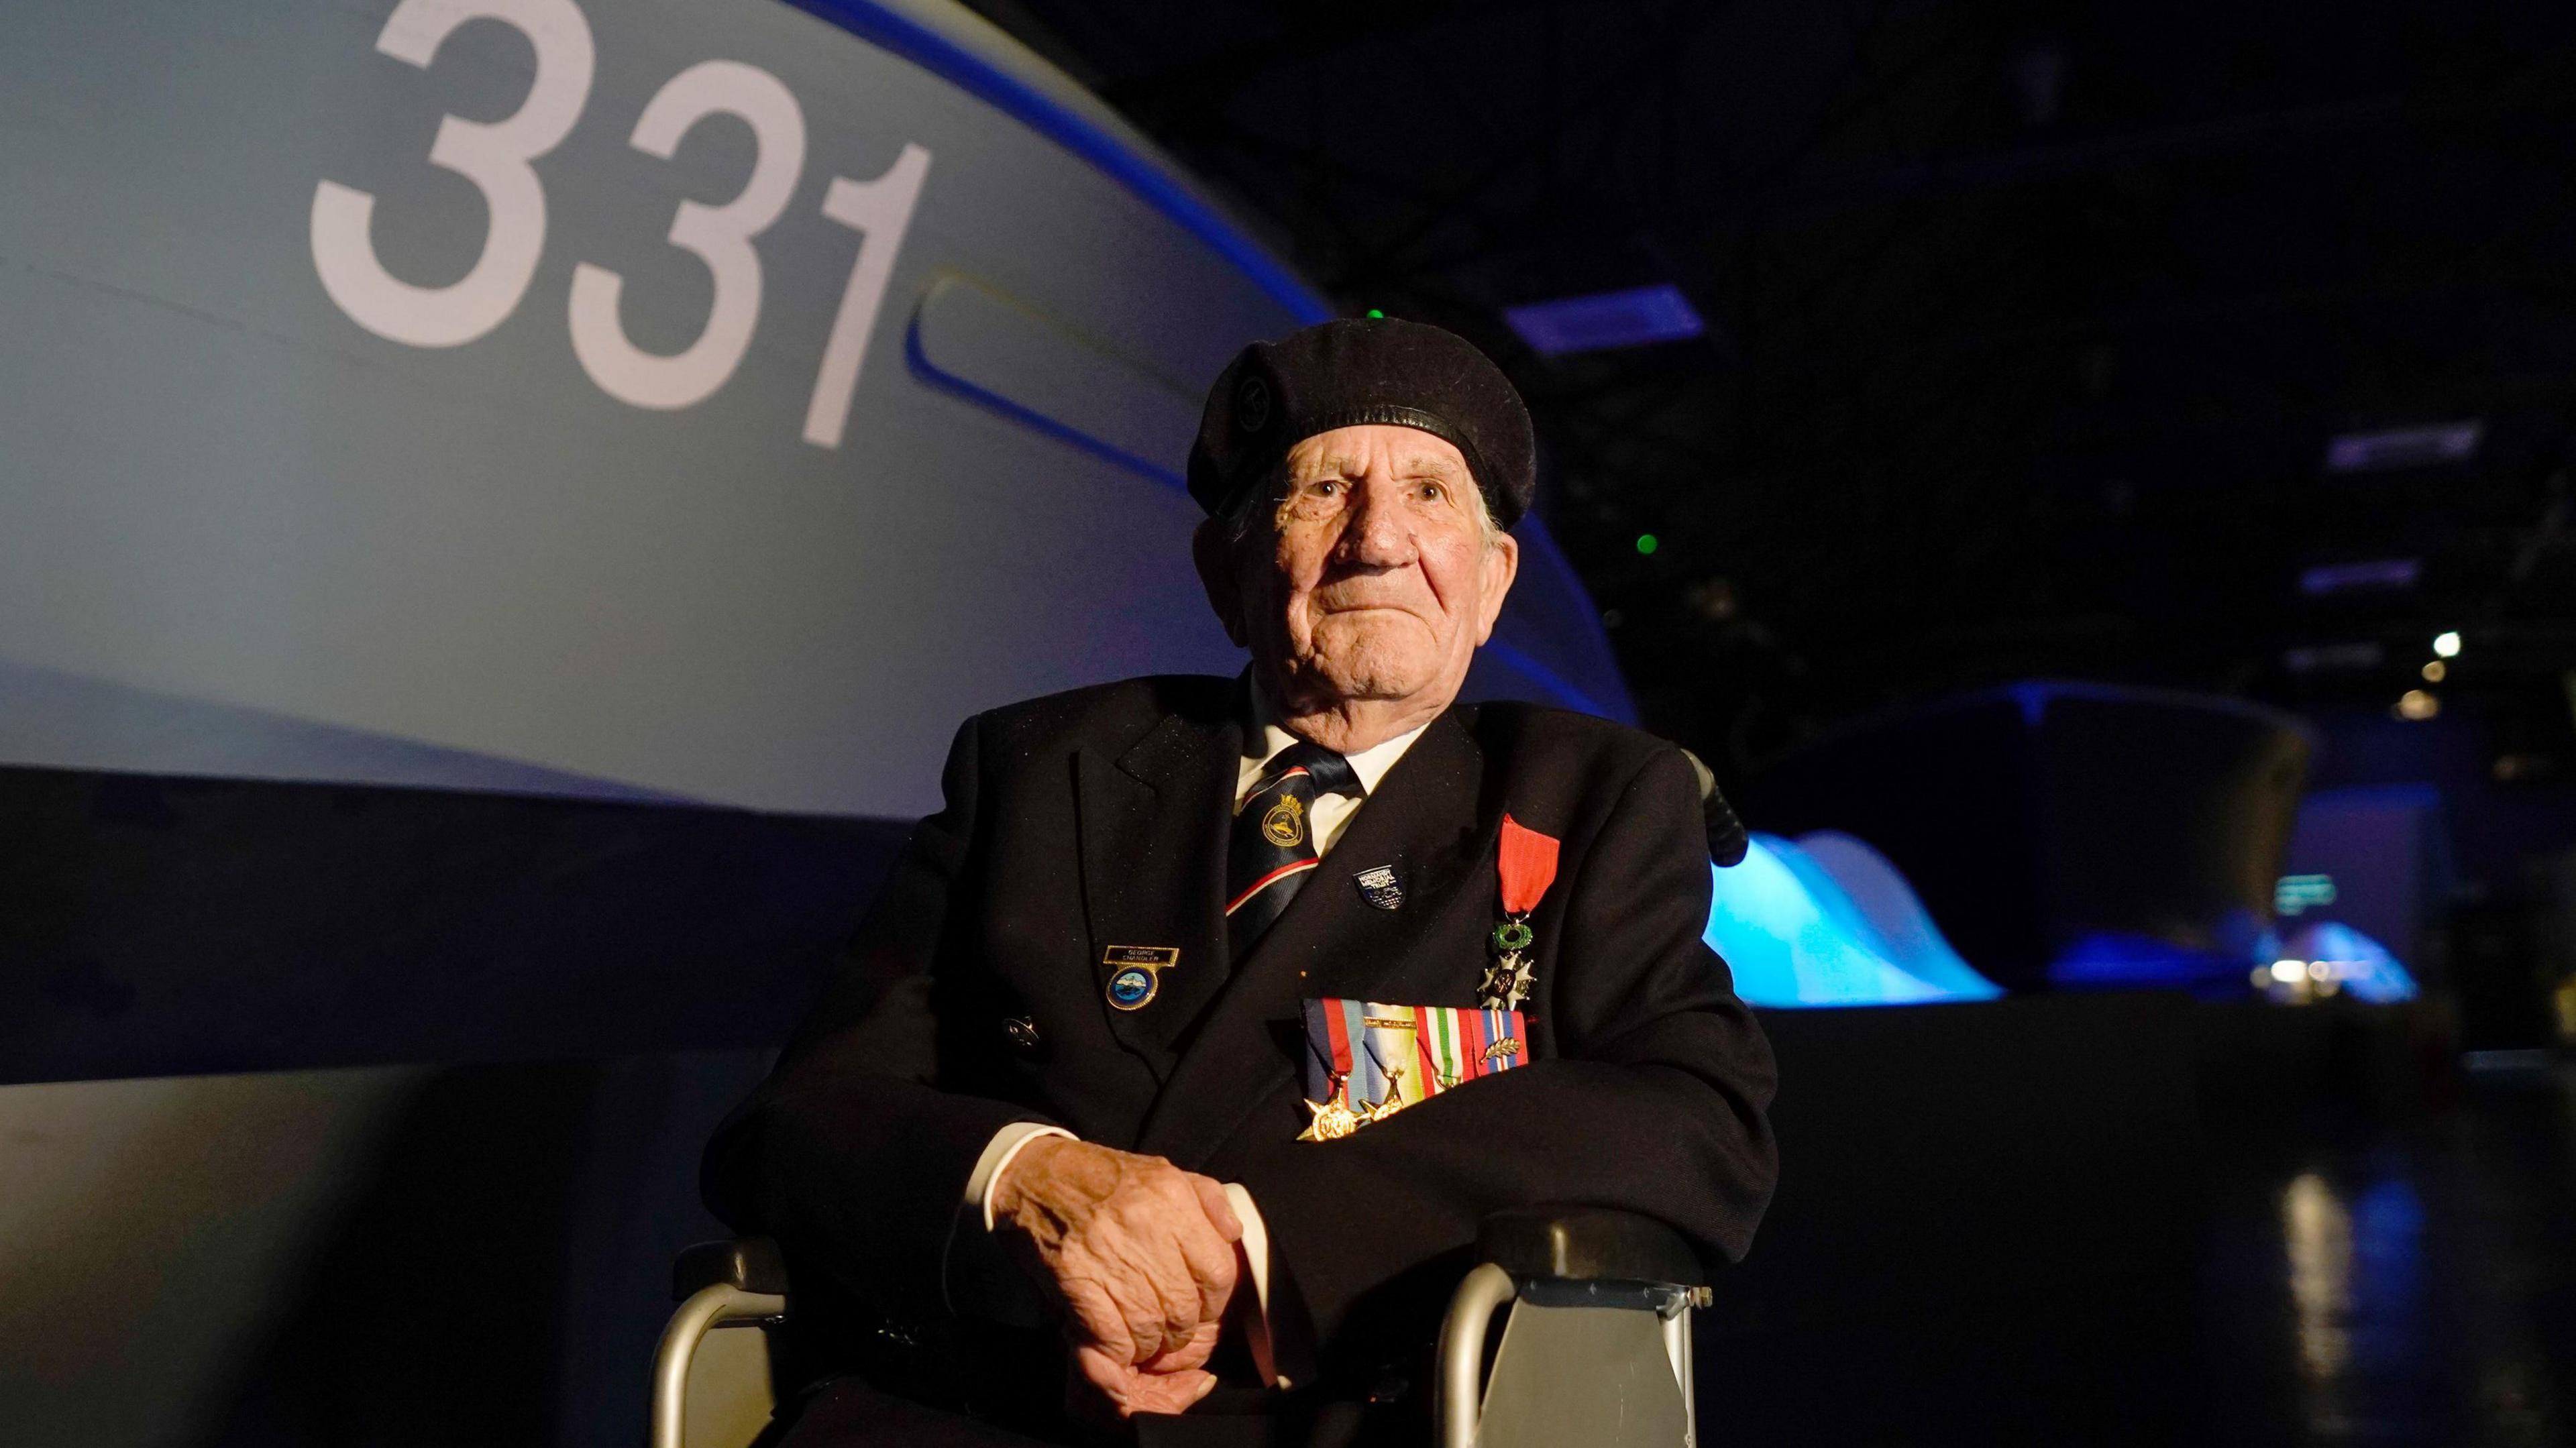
xmin=1281 ymin=424 xmax=1472 ymax=482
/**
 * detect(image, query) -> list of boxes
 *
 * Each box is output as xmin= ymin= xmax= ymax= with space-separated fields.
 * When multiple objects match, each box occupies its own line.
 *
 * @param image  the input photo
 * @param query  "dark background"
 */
xmin=962 ymin=0 xmax=2576 ymax=804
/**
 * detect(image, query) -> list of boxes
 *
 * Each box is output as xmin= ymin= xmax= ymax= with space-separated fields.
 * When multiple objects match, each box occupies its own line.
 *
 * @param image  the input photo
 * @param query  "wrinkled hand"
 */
xmin=990 ymin=1137 xmax=1242 ymax=1416
xmin=1065 ymin=1341 xmax=1226 ymax=1426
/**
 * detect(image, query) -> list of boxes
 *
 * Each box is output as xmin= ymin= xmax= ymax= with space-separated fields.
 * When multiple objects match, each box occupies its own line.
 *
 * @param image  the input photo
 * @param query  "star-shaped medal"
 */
xmin=1298 ymin=1095 xmax=1359 ymax=1141
xmin=1479 ymin=954 xmax=1534 ymax=1011
xmin=1360 ymin=1065 xmax=1411 ymax=1125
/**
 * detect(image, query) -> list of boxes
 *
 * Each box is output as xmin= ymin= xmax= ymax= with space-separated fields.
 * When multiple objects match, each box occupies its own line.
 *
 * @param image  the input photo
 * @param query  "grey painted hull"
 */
xmin=1 ymin=0 xmax=1626 ymax=820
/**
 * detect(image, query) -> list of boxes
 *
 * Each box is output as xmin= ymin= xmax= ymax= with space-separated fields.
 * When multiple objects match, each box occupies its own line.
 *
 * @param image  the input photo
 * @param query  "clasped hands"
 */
xmin=988 ymin=1135 xmax=1244 ymax=1421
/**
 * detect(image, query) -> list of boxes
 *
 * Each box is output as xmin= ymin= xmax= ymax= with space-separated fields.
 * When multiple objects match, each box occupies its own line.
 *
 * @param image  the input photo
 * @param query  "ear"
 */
xmin=1472 ymin=531 xmax=1520 ymax=646
xmin=1193 ymin=520 xmax=1249 ymax=647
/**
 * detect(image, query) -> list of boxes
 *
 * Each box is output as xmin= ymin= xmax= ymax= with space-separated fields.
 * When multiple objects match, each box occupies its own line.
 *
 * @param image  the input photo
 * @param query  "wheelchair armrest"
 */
xmin=1442 ymin=1209 xmax=1708 ymax=1448
xmin=1477 ymin=1205 xmax=1707 ymax=1288
xmin=673 ymin=1237 xmax=790 ymax=1302
xmin=656 ymin=1240 xmax=788 ymax=1448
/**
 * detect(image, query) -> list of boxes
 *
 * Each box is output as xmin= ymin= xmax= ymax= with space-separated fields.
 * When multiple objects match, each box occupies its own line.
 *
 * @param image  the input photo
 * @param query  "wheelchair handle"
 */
xmin=649 ymin=1281 xmax=787 ymax=1448
xmin=1435 ymin=1262 xmax=1519 ymax=1448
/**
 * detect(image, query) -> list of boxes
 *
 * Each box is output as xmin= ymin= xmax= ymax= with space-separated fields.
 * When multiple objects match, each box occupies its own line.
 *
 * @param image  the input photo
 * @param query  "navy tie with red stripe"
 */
xmin=1226 ymin=741 xmax=1364 ymax=960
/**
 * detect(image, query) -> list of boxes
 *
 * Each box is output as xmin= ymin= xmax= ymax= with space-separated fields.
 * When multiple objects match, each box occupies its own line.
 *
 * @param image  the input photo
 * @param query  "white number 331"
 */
xmin=310 ymin=0 xmax=929 ymax=449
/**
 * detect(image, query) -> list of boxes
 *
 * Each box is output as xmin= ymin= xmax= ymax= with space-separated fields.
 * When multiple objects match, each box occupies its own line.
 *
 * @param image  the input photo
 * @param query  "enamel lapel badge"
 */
xmin=1352 ymin=864 xmax=1403 ymax=910
xmin=1479 ymin=815 xmax=1559 ymax=1011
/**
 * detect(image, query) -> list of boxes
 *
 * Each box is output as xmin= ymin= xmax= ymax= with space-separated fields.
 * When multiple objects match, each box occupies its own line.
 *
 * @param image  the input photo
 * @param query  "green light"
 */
xmin=1365 ymin=309 xmax=1385 ymax=319
xmin=1635 ymin=533 xmax=1659 ymax=555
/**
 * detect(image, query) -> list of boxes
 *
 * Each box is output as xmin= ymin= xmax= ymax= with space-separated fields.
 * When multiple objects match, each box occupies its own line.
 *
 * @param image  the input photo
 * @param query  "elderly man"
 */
xmin=705 ymin=318 xmax=1777 ymax=1447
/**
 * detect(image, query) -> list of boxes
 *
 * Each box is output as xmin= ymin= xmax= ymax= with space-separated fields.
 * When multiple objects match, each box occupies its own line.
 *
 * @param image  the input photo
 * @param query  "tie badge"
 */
xmin=1352 ymin=865 xmax=1403 ymax=911
xmin=1261 ymin=793 xmax=1306 ymax=848
xmin=1102 ymin=944 xmax=1180 ymax=1011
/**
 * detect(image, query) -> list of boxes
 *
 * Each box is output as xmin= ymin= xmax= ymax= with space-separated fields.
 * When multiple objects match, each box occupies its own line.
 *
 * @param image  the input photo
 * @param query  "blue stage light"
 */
xmin=2276 ymin=920 xmax=2420 ymax=1004
xmin=2053 ymin=931 xmax=2259 ymax=992
xmin=1705 ymin=832 xmax=2004 ymax=1008
xmin=2299 ymin=558 xmax=2421 ymax=596
xmin=1504 ymin=284 xmax=1705 ymax=356
xmin=2323 ymin=420 xmax=2481 ymax=473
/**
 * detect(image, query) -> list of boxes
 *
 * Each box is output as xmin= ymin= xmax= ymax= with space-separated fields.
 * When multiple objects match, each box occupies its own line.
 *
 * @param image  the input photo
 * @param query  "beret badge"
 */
xmin=1234 ymin=373 xmax=1273 ymax=435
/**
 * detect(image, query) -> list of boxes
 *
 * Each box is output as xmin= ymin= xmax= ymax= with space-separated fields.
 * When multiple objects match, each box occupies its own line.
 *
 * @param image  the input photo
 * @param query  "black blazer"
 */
xmin=704 ymin=675 xmax=1777 ymax=1426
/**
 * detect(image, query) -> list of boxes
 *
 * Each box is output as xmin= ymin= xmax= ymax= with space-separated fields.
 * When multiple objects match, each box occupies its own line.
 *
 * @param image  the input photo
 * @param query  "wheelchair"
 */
xmin=651 ymin=1205 xmax=1711 ymax=1448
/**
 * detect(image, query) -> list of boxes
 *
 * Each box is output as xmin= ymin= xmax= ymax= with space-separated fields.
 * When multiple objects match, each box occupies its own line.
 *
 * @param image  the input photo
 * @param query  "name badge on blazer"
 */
xmin=1102 ymin=945 xmax=1181 ymax=1011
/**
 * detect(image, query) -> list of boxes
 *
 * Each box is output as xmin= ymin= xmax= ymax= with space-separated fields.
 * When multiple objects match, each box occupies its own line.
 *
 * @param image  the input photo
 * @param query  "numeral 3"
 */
xmin=569 ymin=60 xmax=805 ymax=410
xmin=311 ymin=0 xmax=594 ymax=347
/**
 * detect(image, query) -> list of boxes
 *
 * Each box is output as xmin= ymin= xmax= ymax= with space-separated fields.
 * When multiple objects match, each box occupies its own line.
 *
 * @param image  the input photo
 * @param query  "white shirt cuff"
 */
xmin=1224 ymin=1182 xmax=1291 ymax=1388
xmin=969 ymin=1121 xmax=1076 ymax=1230
xmin=940 ymin=1122 xmax=1073 ymax=1321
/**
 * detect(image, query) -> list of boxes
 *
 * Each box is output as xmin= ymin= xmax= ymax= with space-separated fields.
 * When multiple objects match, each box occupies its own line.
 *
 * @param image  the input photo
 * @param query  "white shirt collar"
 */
xmin=1242 ymin=675 xmax=1432 ymax=798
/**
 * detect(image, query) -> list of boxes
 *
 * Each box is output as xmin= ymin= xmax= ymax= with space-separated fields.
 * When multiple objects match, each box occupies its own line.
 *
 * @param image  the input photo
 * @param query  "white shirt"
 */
xmin=1234 ymin=712 xmax=1428 ymax=854
xmin=955 ymin=685 xmax=1432 ymax=1387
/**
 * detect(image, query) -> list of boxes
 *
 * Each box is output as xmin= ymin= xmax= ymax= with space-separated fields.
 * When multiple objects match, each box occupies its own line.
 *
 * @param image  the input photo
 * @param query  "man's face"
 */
xmin=1200 ymin=424 xmax=1520 ymax=714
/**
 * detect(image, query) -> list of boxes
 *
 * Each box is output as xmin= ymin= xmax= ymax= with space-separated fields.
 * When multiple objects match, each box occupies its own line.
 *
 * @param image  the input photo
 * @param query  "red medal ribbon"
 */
xmin=1496 ymin=814 xmax=1560 ymax=916
xmin=1320 ymin=999 xmax=1357 ymax=1080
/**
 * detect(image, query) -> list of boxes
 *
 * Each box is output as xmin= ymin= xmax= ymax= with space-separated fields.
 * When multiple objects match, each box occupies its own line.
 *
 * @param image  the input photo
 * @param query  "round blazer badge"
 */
xmin=1261 ymin=793 xmax=1306 ymax=848
xmin=1106 ymin=966 xmax=1159 ymax=1010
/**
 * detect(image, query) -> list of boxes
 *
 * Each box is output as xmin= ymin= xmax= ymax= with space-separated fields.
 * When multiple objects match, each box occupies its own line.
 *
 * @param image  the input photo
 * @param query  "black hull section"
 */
xmin=1 ymin=765 xmax=906 ymax=1086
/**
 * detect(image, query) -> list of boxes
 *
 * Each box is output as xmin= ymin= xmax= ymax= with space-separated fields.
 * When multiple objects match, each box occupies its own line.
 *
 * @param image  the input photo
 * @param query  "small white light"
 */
xmin=2272 ymin=960 xmax=2306 ymax=983
xmin=2307 ymin=960 xmax=2331 ymax=981
xmin=2433 ymin=630 xmax=2463 ymax=658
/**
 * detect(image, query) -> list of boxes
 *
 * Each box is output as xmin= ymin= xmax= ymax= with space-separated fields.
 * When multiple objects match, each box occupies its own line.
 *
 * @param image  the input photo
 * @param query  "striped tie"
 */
xmin=1226 ymin=741 xmax=1363 ymax=960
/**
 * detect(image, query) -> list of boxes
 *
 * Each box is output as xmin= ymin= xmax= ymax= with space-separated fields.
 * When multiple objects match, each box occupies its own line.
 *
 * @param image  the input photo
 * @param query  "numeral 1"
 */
xmin=803 ymin=144 xmax=932 ymax=449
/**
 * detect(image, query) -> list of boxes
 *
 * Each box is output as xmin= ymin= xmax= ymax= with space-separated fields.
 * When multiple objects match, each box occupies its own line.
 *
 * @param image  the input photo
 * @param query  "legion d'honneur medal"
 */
xmin=1479 ymin=814 xmax=1559 ymax=1011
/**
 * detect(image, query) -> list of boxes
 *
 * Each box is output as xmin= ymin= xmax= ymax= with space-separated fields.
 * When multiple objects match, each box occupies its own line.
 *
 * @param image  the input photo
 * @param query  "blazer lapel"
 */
xmin=1138 ymin=709 xmax=1496 ymax=1168
xmin=1074 ymin=700 xmax=1240 ymax=1087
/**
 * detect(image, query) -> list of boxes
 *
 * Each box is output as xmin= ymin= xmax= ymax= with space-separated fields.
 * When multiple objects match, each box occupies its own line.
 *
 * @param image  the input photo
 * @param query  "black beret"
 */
xmin=1187 ymin=317 xmax=1537 ymax=529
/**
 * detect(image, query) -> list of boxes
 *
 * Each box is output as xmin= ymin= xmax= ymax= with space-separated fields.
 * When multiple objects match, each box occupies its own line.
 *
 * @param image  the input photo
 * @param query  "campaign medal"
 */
xmin=1299 ymin=1073 xmax=1360 ymax=1141
xmin=1102 ymin=944 xmax=1180 ymax=1011
xmin=1301 ymin=999 xmax=1362 ymax=1139
xmin=1479 ymin=814 xmax=1560 ymax=1011
xmin=1302 ymin=999 xmax=1418 ymax=1139
xmin=1300 ymin=997 xmax=1534 ymax=1139
xmin=1360 ymin=1062 xmax=1411 ymax=1124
